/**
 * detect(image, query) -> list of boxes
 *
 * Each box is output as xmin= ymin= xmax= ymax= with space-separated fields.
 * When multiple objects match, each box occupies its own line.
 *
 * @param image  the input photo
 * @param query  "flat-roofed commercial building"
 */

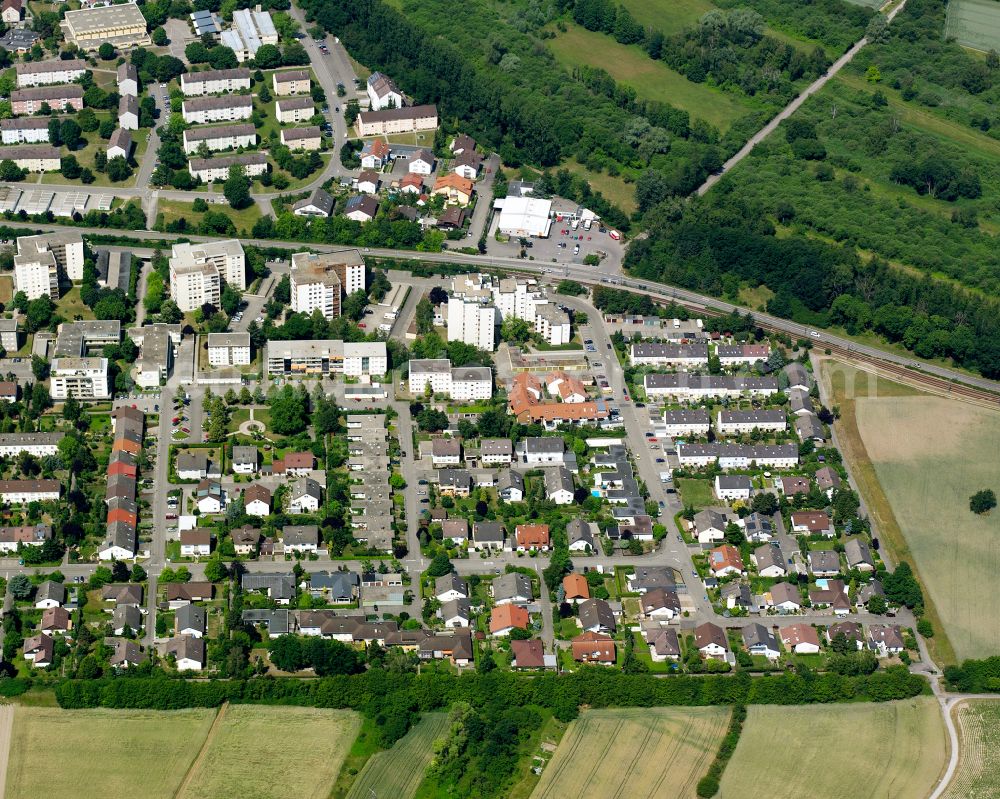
xmin=188 ymin=152 xmax=267 ymax=182
xmin=221 ymin=8 xmax=277 ymax=61
xmin=182 ymin=123 xmax=255 ymax=154
xmin=207 ymin=332 xmax=251 ymax=366
xmin=289 ymin=250 xmax=365 ymax=319
xmin=169 ymin=240 xmax=245 ymax=312
xmin=15 ymin=59 xmax=87 ymax=87
xmin=265 ymin=340 xmax=387 ymax=378
xmin=356 ymin=104 xmax=438 ymax=137
xmin=180 ymin=67 xmax=251 ymax=96
xmin=51 ymin=357 xmax=111 ymax=399
xmin=11 ymin=85 xmax=83 ymax=114
xmin=60 ymin=2 xmax=150 ymax=50
xmin=182 ymin=94 xmax=253 ymax=124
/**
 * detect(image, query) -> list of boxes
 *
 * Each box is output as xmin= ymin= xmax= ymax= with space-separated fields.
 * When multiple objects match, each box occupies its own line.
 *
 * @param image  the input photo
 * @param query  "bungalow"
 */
xmin=489 ymin=603 xmax=529 ymax=636
xmin=695 ymin=622 xmax=730 ymax=660
xmin=40 ymin=606 xmax=73 ymax=636
xmin=165 ymin=635 xmax=205 ymax=671
xmin=790 ymin=511 xmax=834 ymax=537
xmin=780 ymin=623 xmax=821 ymax=654
xmin=165 ymin=582 xmax=213 ymax=609
xmin=572 ymin=631 xmax=616 ymax=664
xmin=175 ymin=604 xmax=207 ymax=638
xmin=195 ymin=480 xmax=224 ymax=514
xmin=434 ymin=572 xmax=469 ymax=603
xmin=472 ymin=520 xmax=505 ymax=551
xmin=743 ymin=623 xmax=780 ymax=660
xmin=515 ymin=523 xmax=550 ymax=552
xmin=562 ymin=572 xmax=590 ymax=603
xmin=578 ymin=598 xmax=616 ymax=633
xmin=783 ymin=362 xmax=810 ymax=392
xmin=714 ymin=475 xmax=753 ymax=502
xmin=177 ymin=451 xmax=215 ymax=480
xmin=242 ymin=572 xmax=296 ymax=605
xmin=492 ymin=572 xmax=532 ymax=605
xmin=709 ymin=544 xmax=744 ymax=577
xmin=34 ymin=580 xmax=65 ymax=609
xmin=102 ymin=583 xmax=143 ymax=607
xmin=107 ymin=637 xmax=148 ymax=669
xmin=857 ymin=580 xmax=885 ymax=609
xmin=243 ymin=484 xmax=271 ymax=517
xmin=441 ymin=518 xmax=469 ymax=545
xmin=845 ymin=538 xmax=876 ymax=571
xmin=809 ymin=579 xmax=851 ymax=615
xmin=869 ymin=624 xmax=906 ymax=657
xmin=777 ymin=476 xmax=811 ymax=497
xmin=627 ymin=566 xmax=676 ymax=594
xmin=282 ymin=525 xmax=319 ymax=554
xmin=640 ymin=586 xmax=681 ymax=620
xmin=827 ymin=621 xmax=865 ymax=650
xmin=180 ymin=529 xmax=212 ymax=557
xmin=753 ymin=543 xmax=787 ymax=578
xmin=288 ymin=477 xmax=322 ymax=513
xmin=767 ymin=582 xmax=802 ymax=614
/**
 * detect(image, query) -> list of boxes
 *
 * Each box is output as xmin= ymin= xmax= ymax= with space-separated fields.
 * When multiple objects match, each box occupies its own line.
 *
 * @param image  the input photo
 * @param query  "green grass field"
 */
xmin=156 ymin=198 xmax=264 ymax=235
xmin=563 ymin=158 xmax=637 ymax=214
xmin=855 ymin=394 xmax=1000 ymax=661
xmin=531 ymin=707 xmax=729 ymax=798
xmin=346 ymin=713 xmax=448 ymax=799
xmin=945 ymin=0 xmax=1000 ymax=52
xmin=545 ymin=22 xmax=752 ymax=132
xmin=5 ymin=707 xmax=216 ymax=799
xmin=178 ymin=705 xmax=360 ymax=799
xmin=946 ymin=700 xmax=1000 ymax=798
xmin=677 ymin=477 xmax=715 ymax=509
xmin=718 ymin=700 xmax=946 ymax=798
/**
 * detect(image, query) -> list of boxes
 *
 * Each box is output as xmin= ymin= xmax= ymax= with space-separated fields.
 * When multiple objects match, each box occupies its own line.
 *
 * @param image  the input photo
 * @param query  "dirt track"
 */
xmin=0 ymin=705 xmax=15 ymax=798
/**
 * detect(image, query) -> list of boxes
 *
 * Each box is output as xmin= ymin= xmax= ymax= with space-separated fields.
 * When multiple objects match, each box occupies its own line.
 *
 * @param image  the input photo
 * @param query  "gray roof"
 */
xmin=182 ymin=67 xmax=252 ymax=85
xmin=479 ymin=438 xmax=512 ymax=456
xmin=783 ymin=362 xmax=810 ymax=388
xmin=566 ymin=518 xmax=594 ymax=547
xmin=769 ymin=582 xmax=801 ymax=605
xmin=184 ymin=94 xmax=253 ymax=112
xmin=716 ymin=475 xmax=752 ymax=490
xmin=754 ymin=543 xmax=785 ymax=572
xmin=845 ymin=538 xmax=875 ymax=568
xmin=183 ymin=123 xmax=255 ymax=142
xmin=440 ymin=597 xmax=471 ymax=621
xmin=493 ymin=571 xmax=532 ymax=602
xmin=474 ymin=521 xmax=504 ymax=542
xmin=438 ymin=469 xmax=471 ymax=489
xmin=293 ymin=187 xmax=334 ymax=215
xmin=282 ymin=525 xmax=319 ymax=545
xmin=165 ymin=635 xmax=205 ymax=663
xmin=309 ymin=570 xmax=358 ymax=596
xmin=721 ymin=581 xmax=752 ymax=607
xmin=523 ymin=436 xmax=563 ymax=454
xmin=231 ymin=445 xmax=258 ymax=465
xmin=112 ymin=604 xmax=142 ymax=632
xmin=743 ymin=622 xmax=778 ymax=651
xmin=176 ymin=603 xmax=206 ymax=634
xmin=435 ymin=572 xmax=468 ymax=598
xmin=579 ymin=598 xmax=616 ymax=632
xmin=808 ymin=549 xmax=841 ymax=573
xmin=497 ymin=470 xmax=524 ymax=494
xmin=795 ymin=413 xmax=826 ymax=441
xmin=242 ymin=572 xmax=295 ymax=600
xmin=291 ymin=477 xmax=322 ymax=502
xmin=544 ymin=466 xmax=574 ymax=496
xmin=35 ymin=580 xmax=65 ymax=605
xmin=629 ymin=566 xmax=675 ymax=592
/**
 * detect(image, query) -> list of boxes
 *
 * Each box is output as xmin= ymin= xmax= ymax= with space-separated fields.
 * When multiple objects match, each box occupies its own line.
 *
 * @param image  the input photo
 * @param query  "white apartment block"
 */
xmin=492 ymin=277 xmax=543 ymax=323
xmin=534 ymin=304 xmax=571 ymax=346
xmin=675 ymin=443 xmax=798 ymax=470
xmin=629 ymin=342 xmax=709 ymax=367
xmin=0 ymin=117 xmax=51 ymax=145
xmin=447 ymin=296 xmax=496 ymax=351
xmin=289 ymin=250 xmax=365 ymax=319
xmin=716 ymin=410 xmax=787 ymax=436
xmin=129 ymin=323 xmax=179 ymax=388
xmin=0 ymin=433 xmax=64 ymax=457
xmin=367 ymin=72 xmax=404 ymax=111
xmin=16 ymin=230 xmax=84 ymax=283
xmin=169 ymin=240 xmax=245 ymax=313
xmin=181 ymin=94 xmax=252 ymax=124
xmin=207 ymin=332 xmax=251 ymax=366
xmin=276 ymin=96 xmax=314 ymax=124
xmin=188 ymin=153 xmax=267 ymax=182
xmin=0 ymin=480 xmax=60 ymax=504
xmin=182 ymin=124 xmax=256 ymax=155
xmin=13 ymin=254 xmax=58 ymax=300
xmin=50 ymin=357 xmax=111 ymax=399
xmin=15 ymin=59 xmax=87 ymax=88
xmin=408 ymin=359 xmax=493 ymax=400
xmin=644 ymin=374 xmax=780 ymax=400
xmin=180 ymin=68 xmax=252 ymax=96
xmin=661 ymin=410 xmax=711 ymax=437
xmin=264 ymin=339 xmax=387 ymax=378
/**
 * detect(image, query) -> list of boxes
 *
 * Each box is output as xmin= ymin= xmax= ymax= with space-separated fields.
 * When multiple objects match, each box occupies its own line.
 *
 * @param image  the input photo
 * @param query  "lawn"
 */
xmin=945 ymin=699 xmax=1000 ymax=798
xmin=5 ymin=707 xmax=216 ymax=799
xmin=178 ymin=705 xmax=361 ymax=799
xmin=39 ymin=116 xmax=150 ymax=189
xmin=346 ymin=713 xmax=448 ymax=799
xmin=717 ymin=699 xmax=946 ymax=798
xmin=677 ymin=477 xmax=715 ymax=509
xmin=853 ymin=392 xmax=1000 ymax=662
xmin=531 ymin=707 xmax=728 ymax=798
xmin=563 ymin=158 xmax=637 ymax=215
xmin=0 ymin=275 xmax=12 ymax=303
xmin=545 ymin=22 xmax=752 ymax=133
xmin=56 ymin=286 xmax=95 ymax=322
xmin=945 ymin=0 xmax=1000 ymax=52
xmin=156 ymin=198 xmax=264 ymax=236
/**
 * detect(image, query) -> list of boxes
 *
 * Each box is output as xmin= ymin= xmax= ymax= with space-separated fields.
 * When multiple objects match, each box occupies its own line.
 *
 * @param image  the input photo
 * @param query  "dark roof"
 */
xmin=293 ymin=187 xmax=334 ymax=215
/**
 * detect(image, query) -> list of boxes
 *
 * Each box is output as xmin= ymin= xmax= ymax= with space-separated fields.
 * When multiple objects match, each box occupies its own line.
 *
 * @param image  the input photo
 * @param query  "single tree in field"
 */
xmin=970 ymin=489 xmax=997 ymax=515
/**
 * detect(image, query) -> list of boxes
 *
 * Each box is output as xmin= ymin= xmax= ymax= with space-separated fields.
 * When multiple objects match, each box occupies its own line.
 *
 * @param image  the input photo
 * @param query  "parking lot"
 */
xmin=484 ymin=217 xmax=625 ymax=271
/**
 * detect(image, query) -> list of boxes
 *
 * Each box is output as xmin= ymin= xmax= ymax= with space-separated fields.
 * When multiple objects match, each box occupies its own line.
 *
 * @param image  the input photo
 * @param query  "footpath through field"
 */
xmin=696 ymin=0 xmax=908 ymax=196
xmin=174 ymin=703 xmax=228 ymax=799
xmin=0 ymin=704 xmax=14 ymax=799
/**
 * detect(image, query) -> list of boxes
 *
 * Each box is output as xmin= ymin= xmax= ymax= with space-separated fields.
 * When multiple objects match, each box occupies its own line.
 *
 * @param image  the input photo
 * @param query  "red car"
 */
xmin=172 ymin=417 xmax=180 ymax=424
xmin=181 ymin=426 xmax=190 ymax=433
xmin=166 ymin=514 xmax=177 ymax=520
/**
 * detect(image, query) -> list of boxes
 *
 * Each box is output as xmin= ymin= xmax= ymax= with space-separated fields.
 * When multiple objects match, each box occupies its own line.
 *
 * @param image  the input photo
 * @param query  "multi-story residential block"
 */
xmin=289 ymin=250 xmax=365 ymax=319
xmin=275 ymin=96 xmax=314 ymax=124
xmin=182 ymin=123 xmax=256 ymax=154
xmin=661 ymin=409 xmax=711 ymax=437
xmin=0 ymin=145 xmax=59 ymax=171
xmin=188 ymin=152 xmax=267 ymax=182
xmin=14 ymin=230 xmax=84 ymax=298
xmin=54 ymin=320 xmax=121 ymax=358
xmin=356 ymin=104 xmax=437 ymax=136
xmin=366 ymin=72 xmax=404 ymax=110
xmin=0 ymin=479 xmax=60 ymax=503
xmin=59 ymin=2 xmax=150 ymax=50
xmin=50 ymin=358 xmax=111 ymax=399
xmin=629 ymin=342 xmax=709 ymax=367
xmin=0 ymin=317 xmax=20 ymax=352
xmin=116 ymin=61 xmax=138 ymax=96
xmin=10 ymin=85 xmax=84 ymax=115
xmin=675 ymin=442 xmax=798 ymax=469
xmin=280 ymin=126 xmax=322 ymax=151
xmin=128 ymin=323 xmax=178 ymax=388
xmin=15 ymin=59 xmax=87 ymax=87
xmin=107 ymin=128 xmax=132 ymax=161
xmin=408 ymin=359 xmax=493 ymax=400
xmin=716 ymin=409 xmax=787 ymax=435
xmin=207 ymin=332 xmax=251 ymax=366
xmin=0 ymin=433 xmax=64 ymax=457
xmin=644 ymin=373 xmax=780 ymax=400
xmin=180 ymin=67 xmax=251 ymax=96
xmin=0 ymin=117 xmax=50 ymax=144
xmin=264 ymin=340 xmax=387 ymax=378
xmin=181 ymin=94 xmax=252 ymax=125
xmin=272 ymin=69 xmax=310 ymax=95
xmin=534 ymin=304 xmax=571 ymax=346
xmin=169 ymin=240 xmax=245 ymax=312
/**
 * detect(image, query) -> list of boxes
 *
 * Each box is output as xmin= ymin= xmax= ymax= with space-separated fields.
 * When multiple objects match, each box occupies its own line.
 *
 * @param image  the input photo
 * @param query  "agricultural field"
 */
xmin=618 ymin=0 xmax=716 ymax=34
xmin=945 ymin=699 xmax=1000 ymax=798
xmin=531 ymin=707 xmax=729 ymax=798
xmin=4 ymin=707 xmax=217 ymax=799
xmin=347 ymin=713 xmax=449 ymax=799
xmin=717 ymin=699 xmax=946 ymax=798
xmin=179 ymin=706 xmax=361 ymax=799
xmin=945 ymin=0 xmax=1000 ymax=53
xmin=854 ymin=392 xmax=1000 ymax=661
xmin=545 ymin=22 xmax=753 ymax=133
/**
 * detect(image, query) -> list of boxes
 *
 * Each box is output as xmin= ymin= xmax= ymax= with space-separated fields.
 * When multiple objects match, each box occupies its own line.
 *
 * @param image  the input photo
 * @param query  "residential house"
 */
xmin=857 ymin=580 xmax=885 ymax=609
xmin=441 ymin=519 xmax=469 ymax=545
xmin=767 ymin=582 xmax=802 ymax=614
xmin=107 ymin=637 xmax=147 ymax=668
xmin=815 ymin=466 xmax=842 ymax=498
xmin=230 ymin=525 xmax=260 ymax=556
xmin=479 ymin=439 xmax=513 ymax=466
xmin=492 ymin=572 xmax=532 ymax=605
xmin=562 ymin=573 xmax=590 ymax=603
xmin=165 ymin=635 xmax=205 ymax=670
xmin=496 ymin=470 xmax=524 ymax=503
xmin=544 ymin=467 xmax=574 ymax=505
xmin=776 ymin=475 xmax=811 ymax=496
xmin=242 ymin=573 xmax=296 ymax=604
xmin=176 ymin=604 xmax=207 ymax=638
xmin=827 ymin=621 xmax=865 ymax=650
xmin=868 ymin=624 xmax=905 ymax=657
xmin=780 ymin=623 xmax=821 ymax=654
xmin=24 ymin=633 xmax=54 ymax=667
xmin=41 ymin=606 xmax=73 ymax=636
xmin=308 ymin=571 xmax=359 ymax=603
xmin=275 ymin=451 xmax=313 ymax=476
xmin=489 ymin=603 xmax=529 ymax=636
xmin=640 ymin=586 xmax=681 ymax=620
xmin=721 ymin=582 xmax=753 ymax=612
xmin=292 ymin=187 xmax=334 ymax=218
xmin=288 ymin=477 xmax=322 ymax=513
xmin=231 ymin=445 xmax=259 ymax=474
xmin=452 ymin=149 xmax=481 ymax=180
xmin=242 ymin=484 xmax=271 ymax=517
xmin=472 ymin=520 xmax=505 ymax=551
xmin=571 ymin=631 xmax=615 ymax=664
xmin=790 ymin=511 xmax=834 ymax=537
xmin=360 ymin=138 xmax=389 ymax=169
xmin=743 ymin=513 xmax=774 ymax=544
xmin=578 ymin=598 xmax=616 ymax=633
xmin=743 ymin=623 xmax=780 ymax=660
xmin=111 ymin=605 xmax=141 ymax=636
xmin=102 ymin=583 xmax=142 ymax=607
xmin=282 ymin=525 xmax=319 ymax=554
xmin=515 ymin=523 xmax=550 ymax=552
xmin=695 ymin=622 xmax=730 ymax=660
xmin=714 ymin=475 xmax=753 ymax=502
xmin=692 ymin=508 xmax=729 ymax=545
xmin=808 ymin=550 xmax=841 ymax=577
xmin=439 ymin=598 xmax=471 ymax=628
xmin=356 ymin=169 xmax=380 ymax=194
xmin=437 ymin=469 xmax=471 ymax=497
xmin=567 ymin=518 xmax=596 ymax=552
xmin=195 ymin=480 xmax=224 ymax=514
xmin=409 ymin=148 xmax=434 ymax=174
xmin=343 ymin=195 xmax=379 ymax=222
xmin=709 ymin=544 xmax=744 ymax=577
xmin=753 ymin=543 xmax=787 ymax=578
xmin=519 ymin=436 xmax=566 ymax=466
xmin=647 ymin=627 xmax=681 ymax=662
xmin=510 ymin=639 xmax=551 ymax=670
xmin=434 ymin=573 xmax=468 ymax=603
xmin=431 ymin=437 xmax=462 ymax=467
xmin=845 ymin=538 xmax=875 ymax=571
xmin=432 ymin=173 xmax=474 ymax=205
xmin=809 ymin=579 xmax=851 ymax=615
xmin=180 ymin=529 xmax=212 ymax=557
xmin=164 ymin=582 xmax=213 ymax=609
xmin=783 ymin=362 xmax=810 ymax=391
xmin=34 ymin=580 xmax=65 ymax=609
xmin=627 ymin=566 xmax=676 ymax=594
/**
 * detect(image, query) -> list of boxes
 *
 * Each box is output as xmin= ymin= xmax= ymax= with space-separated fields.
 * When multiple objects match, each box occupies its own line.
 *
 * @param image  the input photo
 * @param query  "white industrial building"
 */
xmin=408 ymin=359 xmax=493 ymax=400
xmin=169 ymin=240 xmax=245 ymax=312
xmin=493 ymin=196 xmax=552 ymax=238
xmin=207 ymin=332 xmax=252 ymax=366
xmin=220 ymin=8 xmax=277 ymax=61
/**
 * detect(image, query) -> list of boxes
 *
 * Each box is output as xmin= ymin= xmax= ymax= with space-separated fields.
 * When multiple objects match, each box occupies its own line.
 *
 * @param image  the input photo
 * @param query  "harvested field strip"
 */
xmin=178 ymin=705 xmax=360 ymax=799
xmin=946 ymin=699 xmax=1000 ymax=798
xmin=531 ymin=707 xmax=728 ymax=799
xmin=945 ymin=0 xmax=1000 ymax=53
xmin=5 ymin=708 xmax=217 ymax=799
xmin=175 ymin=702 xmax=228 ymax=798
xmin=0 ymin=705 xmax=13 ymax=799
xmin=717 ymin=699 xmax=946 ymax=798
xmin=346 ymin=713 xmax=449 ymax=799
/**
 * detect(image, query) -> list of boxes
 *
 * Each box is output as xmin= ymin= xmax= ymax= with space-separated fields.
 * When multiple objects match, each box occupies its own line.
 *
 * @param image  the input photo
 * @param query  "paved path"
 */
xmin=696 ymin=0 xmax=908 ymax=196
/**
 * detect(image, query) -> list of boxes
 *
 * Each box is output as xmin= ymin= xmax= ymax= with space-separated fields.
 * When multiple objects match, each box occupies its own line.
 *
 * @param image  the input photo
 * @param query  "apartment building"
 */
xmin=0 ymin=433 xmax=64 ymax=457
xmin=355 ymin=104 xmax=438 ymax=136
xmin=207 ymin=332 xmax=251 ymax=366
xmin=181 ymin=94 xmax=253 ymax=124
xmin=182 ymin=123 xmax=256 ymax=154
xmin=279 ymin=126 xmax=322 ymax=151
xmin=117 ymin=61 xmax=138 ymax=96
xmin=60 ymin=2 xmax=151 ymax=50
xmin=169 ymin=240 xmax=245 ymax=312
xmin=644 ymin=373 xmax=780 ymax=400
xmin=408 ymin=359 xmax=493 ymax=400
xmin=180 ymin=67 xmax=252 ymax=96
xmin=0 ymin=117 xmax=50 ymax=144
xmin=129 ymin=323 xmax=178 ymax=388
xmin=716 ymin=409 xmax=787 ymax=435
xmin=366 ymin=72 xmax=404 ymax=110
xmin=50 ymin=357 xmax=111 ymax=400
xmin=188 ymin=152 xmax=267 ymax=182
xmin=11 ymin=85 xmax=83 ymax=114
xmin=0 ymin=479 xmax=60 ymax=504
xmin=272 ymin=69 xmax=310 ymax=95
xmin=629 ymin=342 xmax=709 ymax=367
xmin=14 ymin=230 xmax=84 ymax=299
xmin=276 ymin=96 xmax=314 ymax=124
xmin=534 ymin=304 xmax=571 ymax=346
xmin=289 ymin=250 xmax=365 ymax=319
xmin=264 ymin=340 xmax=387 ymax=378
xmin=0 ymin=145 xmax=60 ymax=171
xmin=118 ymin=94 xmax=139 ymax=130
xmin=15 ymin=59 xmax=87 ymax=87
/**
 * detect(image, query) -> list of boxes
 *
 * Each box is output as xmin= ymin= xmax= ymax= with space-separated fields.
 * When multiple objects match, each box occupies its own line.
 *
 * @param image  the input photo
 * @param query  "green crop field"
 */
xmin=718 ymin=700 xmax=946 ymax=798
xmin=545 ymin=22 xmax=752 ymax=132
xmin=946 ymin=0 xmax=1000 ymax=52
xmin=178 ymin=705 xmax=360 ymax=799
xmin=347 ymin=713 xmax=449 ymax=799
xmin=946 ymin=700 xmax=1000 ymax=798
xmin=5 ymin=707 xmax=216 ymax=799
xmin=531 ymin=707 xmax=728 ymax=798
xmin=855 ymin=394 xmax=1000 ymax=662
